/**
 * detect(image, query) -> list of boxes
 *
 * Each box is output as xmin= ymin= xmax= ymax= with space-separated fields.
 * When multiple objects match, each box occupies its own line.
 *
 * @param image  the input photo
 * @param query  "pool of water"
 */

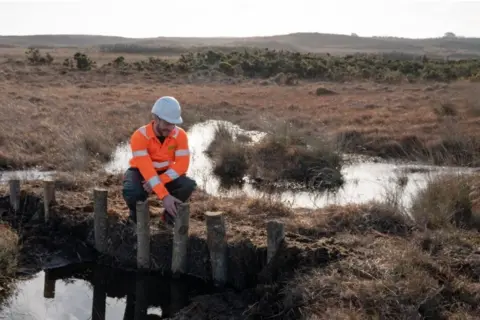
xmin=0 ymin=263 xmax=213 ymax=320
xmin=1 ymin=120 xmax=476 ymax=210
xmin=0 ymin=170 xmax=55 ymax=184
xmin=104 ymin=120 xmax=476 ymax=209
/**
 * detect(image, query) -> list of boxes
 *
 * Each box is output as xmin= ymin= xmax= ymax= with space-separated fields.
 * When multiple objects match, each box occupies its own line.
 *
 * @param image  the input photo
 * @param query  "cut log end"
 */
xmin=267 ymin=219 xmax=284 ymax=227
xmin=205 ymin=211 xmax=224 ymax=217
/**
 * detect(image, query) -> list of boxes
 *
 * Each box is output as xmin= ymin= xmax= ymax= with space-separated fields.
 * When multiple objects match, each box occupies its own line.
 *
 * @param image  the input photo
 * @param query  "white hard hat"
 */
xmin=151 ymin=96 xmax=183 ymax=124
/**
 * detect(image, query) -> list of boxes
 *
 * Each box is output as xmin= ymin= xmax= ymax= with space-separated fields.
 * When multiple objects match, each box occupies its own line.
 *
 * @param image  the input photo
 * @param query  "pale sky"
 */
xmin=0 ymin=0 xmax=479 ymax=39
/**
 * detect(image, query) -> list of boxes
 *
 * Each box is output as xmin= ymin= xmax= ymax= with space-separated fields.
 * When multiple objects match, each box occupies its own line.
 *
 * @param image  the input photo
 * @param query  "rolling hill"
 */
xmin=1 ymin=32 xmax=480 ymax=58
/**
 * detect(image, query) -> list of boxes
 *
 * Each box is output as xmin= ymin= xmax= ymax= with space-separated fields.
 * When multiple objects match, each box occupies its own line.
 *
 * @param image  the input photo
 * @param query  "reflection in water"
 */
xmin=104 ymin=120 xmax=477 ymax=209
xmin=0 ymin=263 xmax=212 ymax=320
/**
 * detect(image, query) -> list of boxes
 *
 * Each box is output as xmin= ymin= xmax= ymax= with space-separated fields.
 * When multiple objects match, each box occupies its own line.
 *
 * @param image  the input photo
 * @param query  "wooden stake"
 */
xmin=43 ymin=178 xmax=55 ymax=222
xmin=134 ymin=273 xmax=148 ymax=319
xmin=43 ymin=270 xmax=55 ymax=299
xmin=9 ymin=179 xmax=20 ymax=211
xmin=93 ymin=188 xmax=108 ymax=254
xmin=171 ymin=203 xmax=190 ymax=277
xmin=91 ymin=264 xmax=106 ymax=320
xmin=205 ymin=211 xmax=227 ymax=287
xmin=136 ymin=200 xmax=150 ymax=269
xmin=267 ymin=220 xmax=285 ymax=263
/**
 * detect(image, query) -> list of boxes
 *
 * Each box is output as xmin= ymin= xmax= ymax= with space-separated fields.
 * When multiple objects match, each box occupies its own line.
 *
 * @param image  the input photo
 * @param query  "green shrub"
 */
xmin=25 ymin=48 xmax=53 ymax=65
xmin=44 ymin=47 xmax=480 ymax=82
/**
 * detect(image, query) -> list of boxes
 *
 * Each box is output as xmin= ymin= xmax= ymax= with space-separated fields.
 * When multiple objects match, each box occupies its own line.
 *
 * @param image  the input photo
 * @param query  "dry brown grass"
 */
xmin=0 ymin=224 xmax=19 ymax=303
xmin=411 ymin=173 xmax=480 ymax=230
xmin=287 ymin=201 xmax=414 ymax=237
xmin=227 ymin=197 xmax=479 ymax=319
xmin=266 ymin=232 xmax=480 ymax=320
xmin=1 ymin=54 xmax=480 ymax=171
xmin=248 ymin=126 xmax=344 ymax=190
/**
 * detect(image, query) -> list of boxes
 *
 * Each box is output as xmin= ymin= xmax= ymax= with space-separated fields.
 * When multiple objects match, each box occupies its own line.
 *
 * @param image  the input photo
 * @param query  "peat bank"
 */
xmin=0 ymin=177 xmax=342 ymax=320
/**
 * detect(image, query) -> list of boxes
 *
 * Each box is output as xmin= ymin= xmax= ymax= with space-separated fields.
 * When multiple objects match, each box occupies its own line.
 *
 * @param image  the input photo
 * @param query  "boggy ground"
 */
xmin=170 ymin=173 xmax=480 ymax=320
xmin=1 ymin=172 xmax=480 ymax=319
xmin=1 ymin=49 xmax=480 ymax=318
xmin=1 ymin=52 xmax=480 ymax=171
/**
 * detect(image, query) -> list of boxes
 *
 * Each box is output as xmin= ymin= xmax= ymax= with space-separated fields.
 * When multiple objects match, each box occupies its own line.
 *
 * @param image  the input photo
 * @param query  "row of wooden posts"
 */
xmin=8 ymin=178 xmax=286 ymax=287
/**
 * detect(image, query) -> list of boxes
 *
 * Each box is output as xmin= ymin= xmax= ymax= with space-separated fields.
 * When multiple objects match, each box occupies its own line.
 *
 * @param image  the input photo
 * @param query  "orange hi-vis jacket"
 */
xmin=129 ymin=121 xmax=190 ymax=199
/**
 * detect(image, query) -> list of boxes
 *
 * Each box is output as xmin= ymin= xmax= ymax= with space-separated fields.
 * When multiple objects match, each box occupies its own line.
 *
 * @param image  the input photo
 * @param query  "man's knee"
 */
xmin=180 ymin=175 xmax=197 ymax=192
xmin=122 ymin=168 xmax=148 ymax=204
xmin=168 ymin=175 xmax=197 ymax=202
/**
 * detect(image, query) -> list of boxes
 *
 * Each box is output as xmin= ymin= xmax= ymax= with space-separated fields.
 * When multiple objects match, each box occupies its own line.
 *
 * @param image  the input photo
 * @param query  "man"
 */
xmin=122 ymin=96 xmax=197 ymax=225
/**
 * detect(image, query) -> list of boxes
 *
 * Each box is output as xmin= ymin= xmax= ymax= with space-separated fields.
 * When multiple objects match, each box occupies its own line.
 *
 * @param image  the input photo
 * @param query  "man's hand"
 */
xmin=142 ymin=180 xmax=153 ymax=194
xmin=162 ymin=194 xmax=182 ymax=216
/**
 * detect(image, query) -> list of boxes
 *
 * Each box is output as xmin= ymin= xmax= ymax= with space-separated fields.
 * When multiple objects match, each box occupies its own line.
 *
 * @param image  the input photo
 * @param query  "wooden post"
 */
xmin=267 ymin=220 xmax=285 ymax=263
xmin=92 ymin=264 xmax=106 ymax=320
xmin=134 ymin=273 xmax=148 ymax=320
xmin=171 ymin=203 xmax=190 ymax=277
xmin=136 ymin=200 xmax=150 ymax=269
xmin=93 ymin=188 xmax=108 ymax=254
xmin=43 ymin=178 xmax=55 ymax=222
xmin=9 ymin=179 xmax=20 ymax=211
xmin=205 ymin=211 xmax=227 ymax=287
xmin=122 ymin=293 xmax=135 ymax=320
xmin=43 ymin=270 xmax=55 ymax=299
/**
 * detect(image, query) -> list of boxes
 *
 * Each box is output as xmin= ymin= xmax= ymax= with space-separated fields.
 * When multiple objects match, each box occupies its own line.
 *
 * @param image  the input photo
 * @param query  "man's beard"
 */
xmin=154 ymin=124 xmax=171 ymax=137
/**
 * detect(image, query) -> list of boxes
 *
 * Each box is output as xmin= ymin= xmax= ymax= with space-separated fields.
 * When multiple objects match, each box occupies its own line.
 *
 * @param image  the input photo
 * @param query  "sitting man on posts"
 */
xmin=122 ymin=96 xmax=197 ymax=225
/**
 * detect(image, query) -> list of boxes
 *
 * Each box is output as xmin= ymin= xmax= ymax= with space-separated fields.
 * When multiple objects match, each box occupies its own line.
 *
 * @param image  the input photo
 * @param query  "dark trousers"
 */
xmin=122 ymin=167 xmax=197 ymax=223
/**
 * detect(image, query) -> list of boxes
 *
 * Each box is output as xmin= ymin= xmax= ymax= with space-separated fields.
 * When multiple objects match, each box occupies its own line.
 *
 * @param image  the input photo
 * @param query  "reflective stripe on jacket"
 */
xmin=128 ymin=121 xmax=190 ymax=199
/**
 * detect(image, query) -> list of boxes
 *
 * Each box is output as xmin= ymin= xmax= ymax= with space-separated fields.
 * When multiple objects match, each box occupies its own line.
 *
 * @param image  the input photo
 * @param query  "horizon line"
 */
xmin=1 ymin=31 xmax=480 ymax=40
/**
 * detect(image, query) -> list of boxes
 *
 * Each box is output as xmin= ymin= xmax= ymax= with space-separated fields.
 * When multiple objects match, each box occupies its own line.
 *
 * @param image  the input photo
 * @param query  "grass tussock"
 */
xmin=287 ymin=201 xmax=415 ymax=238
xmin=207 ymin=122 xmax=345 ymax=191
xmin=248 ymin=127 xmax=344 ymax=190
xmin=205 ymin=123 xmax=250 ymax=186
xmin=410 ymin=173 xmax=480 ymax=230
xmin=0 ymin=224 xmax=19 ymax=303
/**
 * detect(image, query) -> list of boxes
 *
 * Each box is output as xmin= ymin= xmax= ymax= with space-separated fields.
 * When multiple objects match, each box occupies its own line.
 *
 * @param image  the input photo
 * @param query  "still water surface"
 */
xmin=0 ymin=263 xmax=212 ymax=320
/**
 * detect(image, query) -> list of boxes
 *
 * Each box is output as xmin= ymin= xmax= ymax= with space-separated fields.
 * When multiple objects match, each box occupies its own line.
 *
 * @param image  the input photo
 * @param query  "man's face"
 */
xmin=153 ymin=116 xmax=175 ymax=136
